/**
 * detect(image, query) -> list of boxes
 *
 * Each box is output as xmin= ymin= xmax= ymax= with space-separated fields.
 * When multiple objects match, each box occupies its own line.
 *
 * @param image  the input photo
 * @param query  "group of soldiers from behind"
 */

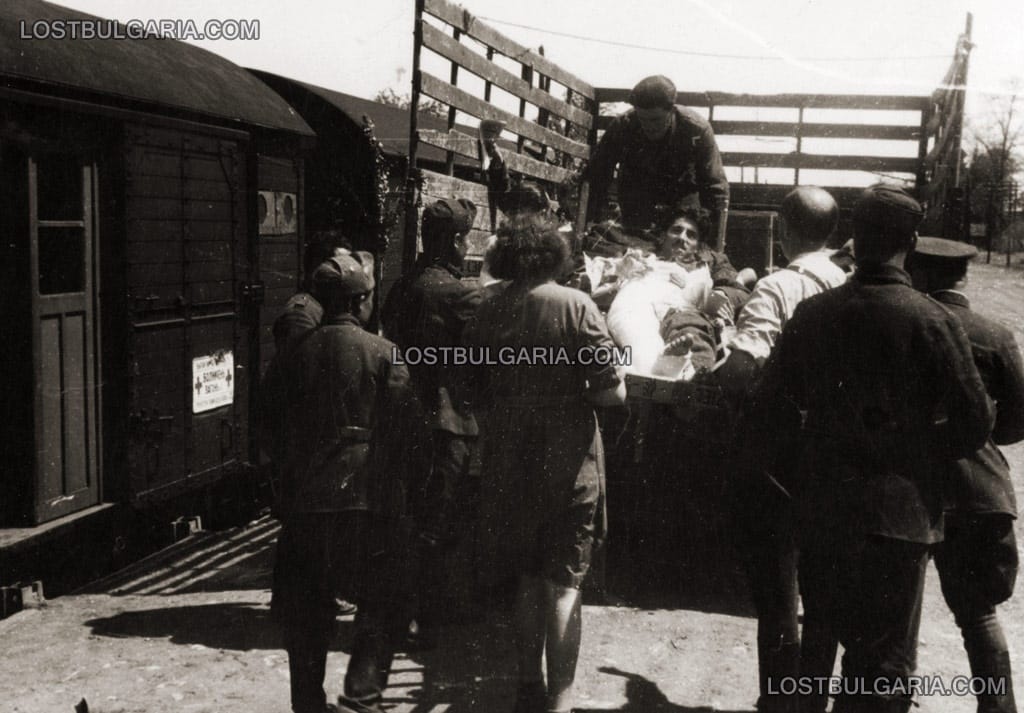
xmin=258 ymin=73 xmax=1023 ymax=713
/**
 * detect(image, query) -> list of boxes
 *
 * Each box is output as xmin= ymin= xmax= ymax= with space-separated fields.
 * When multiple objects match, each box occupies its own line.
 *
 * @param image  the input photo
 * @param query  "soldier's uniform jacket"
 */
xmin=754 ymin=263 xmax=995 ymax=544
xmin=382 ymin=261 xmax=481 ymax=436
xmin=932 ymin=289 xmax=1024 ymax=516
xmin=259 ymin=313 xmax=421 ymax=517
xmin=586 ymin=106 xmax=730 ymax=231
xmin=272 ymin=291 xmax=323 ymax=355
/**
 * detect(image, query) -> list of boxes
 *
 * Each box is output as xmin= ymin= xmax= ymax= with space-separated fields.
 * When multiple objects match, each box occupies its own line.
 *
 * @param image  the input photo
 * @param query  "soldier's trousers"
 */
xmin=800 ymin=534 xmax=929 ymax=713
xmin=737 ymin=494 xmax=800 ymax=713
xmin=935 ymin=513 xmax=1019 ymax=713
xmin=272 ymin=512 xmax=417 ymax=713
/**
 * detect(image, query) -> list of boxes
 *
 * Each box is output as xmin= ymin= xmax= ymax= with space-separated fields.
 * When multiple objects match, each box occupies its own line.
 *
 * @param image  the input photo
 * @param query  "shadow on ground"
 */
xmin=84 ymin=602 xmax=333 ymax=651
xmin=575 ymin=667 xmax=753 ymax=713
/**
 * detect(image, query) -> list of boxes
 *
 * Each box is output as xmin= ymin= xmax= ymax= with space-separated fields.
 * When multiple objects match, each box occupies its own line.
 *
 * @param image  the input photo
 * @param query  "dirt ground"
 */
xmin=3 ymin=258 xmax=1023 ymax=713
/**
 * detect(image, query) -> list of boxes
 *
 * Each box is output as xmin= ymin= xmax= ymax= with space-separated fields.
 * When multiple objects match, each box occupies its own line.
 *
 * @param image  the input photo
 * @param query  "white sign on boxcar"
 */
xmin=192 ymin=351 xmax=234 ymax=413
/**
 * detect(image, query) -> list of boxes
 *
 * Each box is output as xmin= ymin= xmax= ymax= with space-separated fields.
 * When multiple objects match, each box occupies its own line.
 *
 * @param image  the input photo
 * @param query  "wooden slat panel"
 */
xmin=713 ymin=121 xmax=920 ymax=141
xmin=594 ymin=88 xmax=929 ymax=111
xmin=126 ymin=197 xmax=182 ymax=221
xmin=125 ymin=220 xmax=235 ymax=243
xmin=421 ymin=22 xmax=592 ymax=129
xmin=420 ymin=72 xmax=590 ymax=160
xmin=424 ymin=0 xmax=594 ymax=98
xmin=63 ymin=313 xmax=88 ymax=493
xmin=421 ymin=170 xmax=493 ymax=233
xmin=129 ymin=151 xmax=229 ymax=182
xmin=729 ymin=183 xmax=880 ymax=210
xmin=258 ymin=155 xmax=300 ymax=191
xmin=418 ymin=128 xmax=574 ymax=183
xmin=39 ymin=316 xmax=63 ymax=501
xmin=128 ymin=240 xmax=178 ymax=265
xmin=189 ymin=261 xmax=234 ymax=283
xmin=184 ymin=155 xmax=236 ymax=182
xmin=190 ymin=281 xmax=235 ymax=304
xmin=130 ymin=151 xmax=181 ymax=179
xmin=721 ymin=152 xmax=920 ymax=174
xmin=129 ymin=262 xmax=184 ymax=288
xmin=127 ymin=175 xmax=236 ymax=202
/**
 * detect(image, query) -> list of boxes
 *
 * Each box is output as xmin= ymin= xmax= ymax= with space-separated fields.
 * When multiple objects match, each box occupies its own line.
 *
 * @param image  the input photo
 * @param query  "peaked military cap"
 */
xmin=913 ymin=236 xmax=978 ymax=261
xmin=852 ymin=184 xmax=924 ymax=234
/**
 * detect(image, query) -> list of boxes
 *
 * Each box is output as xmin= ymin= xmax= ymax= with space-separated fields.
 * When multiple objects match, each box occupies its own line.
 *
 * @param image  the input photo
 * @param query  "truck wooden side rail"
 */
xmin=404 ymin=2 xmax=971 ymax=280
xmin=403 ymin=0 xmax=596 ymax=272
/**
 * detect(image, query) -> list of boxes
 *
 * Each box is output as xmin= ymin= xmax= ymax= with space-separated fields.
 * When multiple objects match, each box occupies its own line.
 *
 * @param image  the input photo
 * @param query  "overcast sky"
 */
xmin=54 ymin=0 xmax=1024 ymax=130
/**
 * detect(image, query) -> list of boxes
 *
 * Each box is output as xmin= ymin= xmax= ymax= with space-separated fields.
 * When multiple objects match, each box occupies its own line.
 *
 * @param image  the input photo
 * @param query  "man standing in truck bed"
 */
xmin=585 ymin=74 xmax=730 ymax=236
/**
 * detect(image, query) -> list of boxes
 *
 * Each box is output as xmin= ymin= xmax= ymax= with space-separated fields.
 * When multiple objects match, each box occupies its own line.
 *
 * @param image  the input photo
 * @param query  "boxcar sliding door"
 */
xmin=123 ymin=126 xmax=251 ymax=501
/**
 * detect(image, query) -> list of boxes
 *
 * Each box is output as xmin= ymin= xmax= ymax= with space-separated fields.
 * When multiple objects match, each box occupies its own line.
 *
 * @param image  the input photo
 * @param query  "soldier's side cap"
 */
xmin=852 ymin=184 xmax=924 ymax=232
xmin=422 ymin=198 xmax=477 ymax=236
xmin=914 ymin=236 xmax=978 ymax=261
xmin=311 ymin=250 xmax=375 ymax=296
xmin=629 ymin=75 xmax=677 ymax=109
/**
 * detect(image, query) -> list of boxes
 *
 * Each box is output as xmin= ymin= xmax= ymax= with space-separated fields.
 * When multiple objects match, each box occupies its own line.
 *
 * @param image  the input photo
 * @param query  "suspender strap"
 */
xmin=784 ymin=263 xmax=831 ymax=292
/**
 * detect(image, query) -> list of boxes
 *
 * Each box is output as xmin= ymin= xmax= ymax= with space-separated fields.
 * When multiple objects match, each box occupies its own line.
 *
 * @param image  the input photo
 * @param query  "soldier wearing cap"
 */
xmin=747 ymin=184 xmax=994 ymax=713
xmin=260 ymin=252 xmax=424 ymax=713
xmin=584 ymin=74 xmax=729 ymax=235
xmin=907 ymin=237 xmax=1024 ymax=713
xmin=381 ymin=199 xmax=483 ymax=640
xmin=382 ymin=198 xmax=482 ymax=537
xmin=272 ymin=230 xmax=354 ymax=356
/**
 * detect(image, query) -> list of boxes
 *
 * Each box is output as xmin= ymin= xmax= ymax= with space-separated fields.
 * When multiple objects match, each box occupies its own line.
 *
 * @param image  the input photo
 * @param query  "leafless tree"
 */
xmin=966 ymin=80 xmax=1024 ymax=255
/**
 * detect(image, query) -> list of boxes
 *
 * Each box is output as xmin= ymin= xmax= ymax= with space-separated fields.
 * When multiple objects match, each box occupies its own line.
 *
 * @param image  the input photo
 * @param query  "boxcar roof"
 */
xmin=2 ymin=0 xmax=313 ymax=136
xmin=252 ymin=70 xmax=482 ymax=166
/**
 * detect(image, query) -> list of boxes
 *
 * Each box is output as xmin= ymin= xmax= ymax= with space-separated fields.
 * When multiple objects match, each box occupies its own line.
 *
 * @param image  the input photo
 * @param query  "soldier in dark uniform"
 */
xmin=273 ymin=230 xmax=353 ymax=356
xmin=270 ymin=231 xmax=360 ymax=617
xmin=907 ymin=237 xmax=1023 ymax=713
xmin=381 ymin=198 xmax=481 ymax=634
xmin=584 ymin=75 xmax=729 ymax=235
xmin=749 ymin=185 xmax=994 ymax=713
xmin=260 ymin=252 xmax=424 ymax=713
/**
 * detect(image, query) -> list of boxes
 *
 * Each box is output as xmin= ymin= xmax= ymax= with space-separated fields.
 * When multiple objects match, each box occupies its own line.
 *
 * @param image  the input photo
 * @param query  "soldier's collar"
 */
xmin=851 ymin=262 xmax=912 ymax=286
xmin=322 ymin=313 xmax=363 ymax=327
xmin=930 ymin=289 xmax=969 ymax=308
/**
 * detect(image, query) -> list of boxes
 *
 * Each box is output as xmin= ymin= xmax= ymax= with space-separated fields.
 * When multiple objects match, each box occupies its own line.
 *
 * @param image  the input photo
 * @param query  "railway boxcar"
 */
xmin=0 ymin=0 xmax=313 ymax=601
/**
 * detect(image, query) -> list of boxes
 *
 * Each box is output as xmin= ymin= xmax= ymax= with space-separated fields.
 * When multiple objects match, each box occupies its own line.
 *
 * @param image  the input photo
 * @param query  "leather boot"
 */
xmin=967 ymin=649 xmax=1017 ymax=713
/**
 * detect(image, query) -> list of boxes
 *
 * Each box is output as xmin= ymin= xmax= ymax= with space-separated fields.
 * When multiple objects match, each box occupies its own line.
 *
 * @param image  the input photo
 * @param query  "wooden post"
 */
xmin=952 ymin=13 xmax=972 ymax=192
xmin=403 ymin=0 xmax=426 ymax=273
xmin=445 ymin=27 xmax=461 ymax=176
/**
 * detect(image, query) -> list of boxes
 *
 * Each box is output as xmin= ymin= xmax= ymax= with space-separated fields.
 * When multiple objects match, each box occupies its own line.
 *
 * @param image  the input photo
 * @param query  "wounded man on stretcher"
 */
xmin=581 ymin=209 xmax=755 ymax=381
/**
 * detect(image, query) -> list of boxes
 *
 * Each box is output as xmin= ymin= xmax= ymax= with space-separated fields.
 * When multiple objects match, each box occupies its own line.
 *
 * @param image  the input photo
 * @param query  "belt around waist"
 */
xmin=335 ymin=426 xmax=373 ymax=442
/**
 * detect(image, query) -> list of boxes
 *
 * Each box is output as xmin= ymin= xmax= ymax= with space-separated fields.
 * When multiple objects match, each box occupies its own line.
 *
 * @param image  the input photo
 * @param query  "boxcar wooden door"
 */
xmin=28 ymin=154 xmax=101 ymax=523
xmin=124 ymin=126 xmax=250 ymax=501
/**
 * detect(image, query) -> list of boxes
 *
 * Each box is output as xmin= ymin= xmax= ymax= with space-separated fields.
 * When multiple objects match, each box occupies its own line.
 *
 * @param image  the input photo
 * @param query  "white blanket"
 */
xmin=594 ymin=251 xmax=711 ymax=378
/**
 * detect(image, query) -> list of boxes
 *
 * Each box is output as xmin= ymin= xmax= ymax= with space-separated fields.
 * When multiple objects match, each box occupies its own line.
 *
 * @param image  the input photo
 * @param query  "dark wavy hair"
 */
xmin=486 ymin=215 xmax=570 ymax=283
xmin=500 ymin=181 xmax=551 ymax=216
xmin=655 ymin=206 xmax=711 ymax=242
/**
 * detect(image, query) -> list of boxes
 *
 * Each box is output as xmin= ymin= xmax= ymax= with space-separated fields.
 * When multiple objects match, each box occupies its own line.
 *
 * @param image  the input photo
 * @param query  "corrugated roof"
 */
xmin=1 ymin=0 xmax=313 ymax=135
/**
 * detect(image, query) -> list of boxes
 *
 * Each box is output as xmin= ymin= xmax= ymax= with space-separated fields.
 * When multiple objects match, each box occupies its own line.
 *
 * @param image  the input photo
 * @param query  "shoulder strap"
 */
xmin=784 ymin=263 xmax=831 ymax=292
